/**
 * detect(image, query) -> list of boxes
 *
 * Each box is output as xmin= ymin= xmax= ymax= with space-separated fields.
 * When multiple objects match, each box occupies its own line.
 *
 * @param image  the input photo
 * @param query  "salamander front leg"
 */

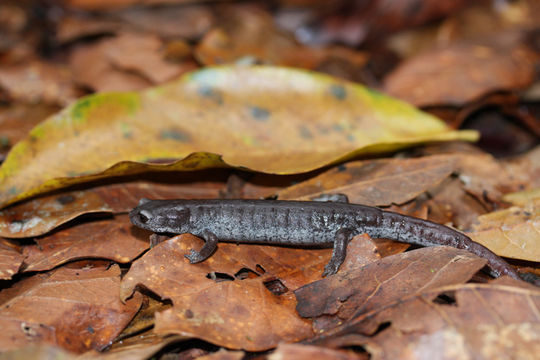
xmin=322 ymin=228 xmax=354 ymax=277
xmin=185 ymin=230 xmax=219 ymax=263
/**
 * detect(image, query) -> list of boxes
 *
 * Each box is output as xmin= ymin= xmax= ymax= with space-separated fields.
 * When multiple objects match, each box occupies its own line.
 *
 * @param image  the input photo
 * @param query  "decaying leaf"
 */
xmin=502 ymin=146 xmax=540 ymax=191
xmin=117 ymin=5 xmax=214 ymax=40
xmin=0 ymin=66 xmax=477 ymax=208
xmin=79 ymin=333 xmax=188 ymax=360
xmin=196 ymin=350 xmax=245 ymax=360
xmin=295 ymin=246 xmax=487 ymax=333
xmin=277 ymin=155 xmax=456 ymax=206
xmin=269 ymin=343 xmax=363 ymax=360
xmin=116 ymin=296 xmax=171 ymax=340
xmin=384 ymin=35 xmax=538 ymax=106
xmin=421 ymin=176 xmax=487 ymax=230
xmin=70 ymin=32 xmax=195 ymax=93
xmin=120 ymin=234 xmax=332 ymax=350
xmin=195 ymin=6 xmax=322 ymax=68
xmin=154 ymin=279 xmax=312 ymax=352
xmin=0 ymin=60 xmax=79 ymax=106
xmin=454 ymin=151 xmax=525 ymax=204
xmin=0 ymin=239 xmax=23 ymax=280
xmin=21 ymin=215 xmax=149 ymax=272
xmin=468 ymin=196 xmax=540 ymax=262
xmin=311 ymin=282 xmax=540 ymax=360
xmin=0 ymin=264 xmax=142 ymax=353
xmin=0 ymin=190 xmax=113 ymax=238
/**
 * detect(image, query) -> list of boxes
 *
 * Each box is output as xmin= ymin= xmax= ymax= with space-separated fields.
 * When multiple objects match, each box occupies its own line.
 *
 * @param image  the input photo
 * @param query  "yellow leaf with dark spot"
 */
xmin=0 ymin=66 xmax=477 ymax=207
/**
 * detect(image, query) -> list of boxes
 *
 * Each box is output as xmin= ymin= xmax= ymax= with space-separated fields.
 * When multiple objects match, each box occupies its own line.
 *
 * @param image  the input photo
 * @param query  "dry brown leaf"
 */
xmin=313 ymin=283 xmax=540 ymax=360
xmin=422 ymin=177 xmax=487 ymax=230
xmin=195 ymin=6 xmax=322 ymax=68
xmin=55 ymin=15 xmax=123 ymax=44
xmin=63 ymin=0 xmax=218 ymax=12
xmin=468 ymin=196 xmax=540 ymax=262
xmin=384 ymin=35 xmax=538 ymax=106
xmin=79 ymin=333 xmax=187 ymax=360
xmin=0 ymin=60 xmax=79 ymax=106
xmin=0 ymin=264 xmax=142 ymax=353
xmin=339 ymin=234 xmax=381 ymax=273
xmin=21 ymin=215 xmax=149 ymax=272
xmin=502 ymin=146 xmax=540 ymax=191
xmin=0 ymin=239 xmax=23 ymax=280
xmin=104 ymin=32 xmax=189 ymax=84
xmin=153 ymin=279 xmax=312 ymax=351
xmin=0 ymin=190 xmax=113 ymax=239
xmin=70 ymin=42 xmax=152 ymax=92
xmin=120 ymin=234 xmax=328 ymax=350
xmin=115 ymin=296 xmax=171 ymax=339
xmin=295 ymin=246 xmax=487 ymax=333
xmin=0 ymin=344 xmax=75 ymax=360
xmin=117 ymin=5 xmax=214 ymax=39
xmin=277 ymin=155 xmax=456 ymax=206
xmin=195 ymin=349 xmax=245 ymax=360
xmin=269 ymin=343 xmax=364 ymax=360
xmin=454 ymin=151 xmax=525 ymax=203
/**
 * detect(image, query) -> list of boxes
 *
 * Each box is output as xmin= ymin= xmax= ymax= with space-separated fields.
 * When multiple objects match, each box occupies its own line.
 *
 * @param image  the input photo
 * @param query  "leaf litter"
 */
xmin=0 ymin=1 xmax=538 ymax=358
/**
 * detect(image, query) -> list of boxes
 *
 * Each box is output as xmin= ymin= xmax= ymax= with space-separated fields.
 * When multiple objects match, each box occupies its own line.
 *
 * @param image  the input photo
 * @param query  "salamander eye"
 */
xmin=138 ymin=210 xmax=152 ymax=224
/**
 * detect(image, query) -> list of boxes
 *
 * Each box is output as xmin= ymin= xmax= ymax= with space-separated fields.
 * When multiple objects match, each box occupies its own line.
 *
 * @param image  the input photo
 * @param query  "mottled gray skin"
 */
xmin=129 ymin=198 xmax=520 ymax=279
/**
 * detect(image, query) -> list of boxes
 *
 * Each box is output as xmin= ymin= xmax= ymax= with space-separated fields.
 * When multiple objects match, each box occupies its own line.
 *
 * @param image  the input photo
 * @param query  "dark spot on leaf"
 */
xmin=371 ymin=321 xmax=391 ymax=335
xmin=234 ymin=268 xmax=259 ymax=280
xmin=56 ymin=194 xmax=75 ymax=205
xmin=337 ymin=164 xmax=347 ymax=172
xmin=333 ymin=124 xmax=344 ymax=132
xmin=185 ymin=309 xmax=194 ymax=319
xmin=198 ymin=86 xmax=223 ymax=105
xmin=524 ymin=211 xmax=532 ymax=216
xmin=433 ymin=292 xmax=457 ymax=306
xmin=160 ymin=129 xmax=191 ymax=142
xmin=87 ymin=326 xmax=95 ymax=334
xmin=330 ymin=84 xmax=347 ymax=100
xmin=317 ymin=126 xmax=329 ymax=134
xmin=206 ymin=272 xmax=235 ymax=282
xmin=123 ymin=132 xmax=133 ymax=139
xmin=263 ymin=279 xmax=289 ymax=295
xmin=7 ymin=187 xmax=18 ymax=195
xmin=299 ymin=125 xmax=313 ymax=139
xmin=232 ymin=304 xmax=249 ymax=316
xmin=249 ymin=106 xmax=270 ymax=121
xmin=347 ymin=134 xmax=356 ymax=142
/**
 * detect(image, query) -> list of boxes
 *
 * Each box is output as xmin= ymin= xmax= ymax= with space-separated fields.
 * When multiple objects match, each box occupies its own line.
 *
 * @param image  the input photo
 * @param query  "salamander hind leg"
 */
xmin=185 ymin=230 xmax=219 ymax=263
xmin=322 ymin=228 xmax=354 ymax=277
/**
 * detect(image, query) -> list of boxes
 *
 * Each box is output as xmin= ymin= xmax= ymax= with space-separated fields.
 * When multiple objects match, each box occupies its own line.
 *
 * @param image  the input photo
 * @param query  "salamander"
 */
xmin=129 ymin=198 xmax=520 ymax=279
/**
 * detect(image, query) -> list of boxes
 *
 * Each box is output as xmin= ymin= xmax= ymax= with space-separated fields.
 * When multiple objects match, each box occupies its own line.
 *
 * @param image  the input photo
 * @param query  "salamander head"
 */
xmin=129 ymin=198 xmax=191 ymax=234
